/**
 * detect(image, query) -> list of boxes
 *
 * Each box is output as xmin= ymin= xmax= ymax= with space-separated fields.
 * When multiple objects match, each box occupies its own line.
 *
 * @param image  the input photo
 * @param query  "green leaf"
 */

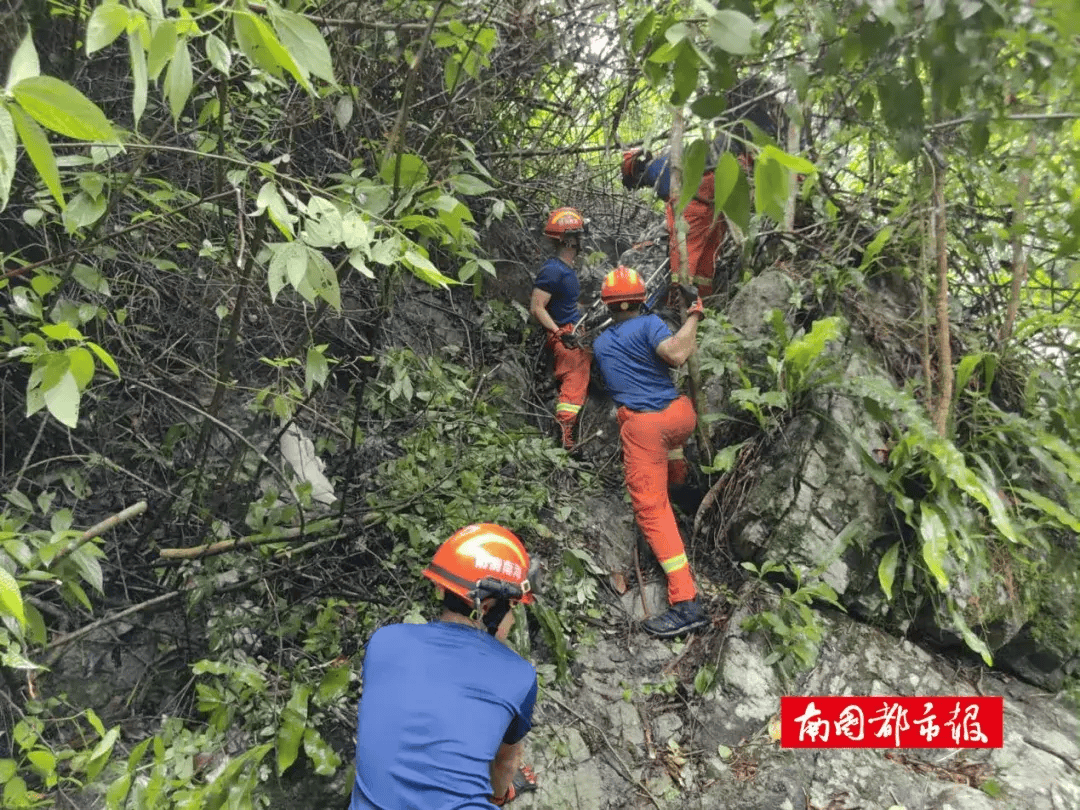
xmin=859 ymin=225 xmax=893 ymax=270
xmin=66 ymin=347 xmax=95 ymax=389
xmin=86 ymin=727 xmax=120 ymax=780
xmin=276 ymin=684 xmax=311 ymax=775
xmin=691 ymin=94 xmax=726 ymax=119
xmin=256 ymin=182 xmax=297 ymax=238
xmin=316 ymin=665 xmax=350 ymax=703
xmin=23 ymin=603 xmax=46 ymax=646
xmin=953 ymin=352 xmax=985 ymax=397
xmin=693 ymin=663 xmax=716 ymax=695
xmin=5 ymin=30 xmax=41 ymax=92
xmin=305 ymin=345 xmax=329 ymax=392
xmin=62 ymin=191 xmax=107 ymax=233
xmin=163 ymin=40 xmax=193 ymax=122
xmin=403 ymin=248 xmax=455 ymax=288
xmin=205 ymin=33 xmax=231 ymax=75
xmin=759 ymin=144 xmax=815 ymax=174
xmin=671 ymin=47 xmax=698 ymax=106
xmin=240 ymin=11 xmax=311 ymax=91
xmin=1013 ymin=487 xmax=1080 ymax=532
xmin=13 ymin=76 xmax=116 ymax=141
xmin=721 ymin=162 xmax=750 ymax=232
xmin=147 ymin=20 xmax=176 ymax=81
xmin=105 ymin=773 xmax=132 ymax=809
xmin=305 ymin=247 xmax=341 ymax=310
xmin=9 ymin=104 xmax=63 ymax=207
xmin=269 ymin=5 xmax=335 ymax=85
xmin=268 ymin=240 xmax=306 ymax=301
xmin=44 ymin=370 xmax=80 ymax=428
xmin=713 ymin=151 xmax=740 ymax=210
xmin=632 ymin=10 xmax=655 ymax=53
xmin=753 ymin=155 xmax=787 ymax=224
xmin=918 ymin=503 xmax=950 ymax=590
xmin=86 ymin=2 xmax=130 ymax=54
xmin=447 ymin=173 xmax=493 ymax=196
xmin=0 ymin=105 xmax=16 ymax=212
xmin=707 ymin=9 xmax=756 ymax=55
xmin=678 ymin=139 xmax=708 ymax=211
xmin=86 ymin=342 xmax=120 ymax=376
xmin=0 ymin=567 xmax=26 ymax=627
xmin=129 ymin=30 xmax=148 ymax=126
xmin=877 ymin=541 xmax=900 ymax=600
xmin=949 ymin=605 xmax=993 ymax=666
xmin=380 ymin=152 xmax=429 ymax=188
xmin=302 ymin=728 xmax=341 ymax=775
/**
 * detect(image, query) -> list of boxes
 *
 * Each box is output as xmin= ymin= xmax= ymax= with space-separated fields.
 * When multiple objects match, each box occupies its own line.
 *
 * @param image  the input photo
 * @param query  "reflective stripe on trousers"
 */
xmin=547 ymin=333 xmax=590 ymax=425
xmin=617 ymin=395 xmax=697 ymax=603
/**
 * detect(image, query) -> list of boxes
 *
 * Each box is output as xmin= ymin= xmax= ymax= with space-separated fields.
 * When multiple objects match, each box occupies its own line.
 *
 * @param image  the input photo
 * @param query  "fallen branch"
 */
xmin=46 ymin=501 xmax=148 ymax=570
xmin=158 ymin=514 xmax=375 ymax=560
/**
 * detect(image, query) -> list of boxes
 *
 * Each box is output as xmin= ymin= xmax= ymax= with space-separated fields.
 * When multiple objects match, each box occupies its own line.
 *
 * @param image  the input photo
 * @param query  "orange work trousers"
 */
xmin=617 ymin=395 xmax=697 ymax=604
xmin=666 ymin=171 xmax=726 ymax=296
xmin=547 ymin=332 xmax=590 ymax=426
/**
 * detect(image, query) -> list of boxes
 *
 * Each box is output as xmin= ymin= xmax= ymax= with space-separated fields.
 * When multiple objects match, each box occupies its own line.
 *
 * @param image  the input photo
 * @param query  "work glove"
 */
xmin=491 ymin=765 xmax=538 ymax=805
xmin=678 ymin=283 xmax=699 ymax=308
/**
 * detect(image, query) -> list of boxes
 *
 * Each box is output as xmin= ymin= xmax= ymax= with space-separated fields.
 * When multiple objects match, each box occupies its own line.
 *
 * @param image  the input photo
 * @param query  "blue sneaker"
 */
xmin=641 ymin=599 xmax=708 ymax=638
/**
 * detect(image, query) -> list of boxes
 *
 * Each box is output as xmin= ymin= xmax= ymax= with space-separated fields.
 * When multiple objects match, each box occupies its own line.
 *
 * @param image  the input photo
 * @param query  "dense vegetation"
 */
xmin=0 ymin=0 xmax=1077 ymax=806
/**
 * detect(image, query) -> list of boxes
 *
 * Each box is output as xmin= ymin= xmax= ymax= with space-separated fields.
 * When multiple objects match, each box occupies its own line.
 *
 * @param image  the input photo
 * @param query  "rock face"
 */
xmin=517 ymin=579 xmax=1080 ymax=810
xmin=695 ymin=270 xmax=1080 ymax=691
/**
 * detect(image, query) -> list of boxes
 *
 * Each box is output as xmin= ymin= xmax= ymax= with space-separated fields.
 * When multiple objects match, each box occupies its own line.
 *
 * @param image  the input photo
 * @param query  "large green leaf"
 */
xmin=12 ymin=76 xmax=117 ymax=141
xmin=0 ymin=104 xmax=16 ymax=211
xmin=86 ymin=2 xmax=130 ymax=54
xmin=1013 ymin=487 xmax=1080 ymax=532
xmin=8 ymin=104 xmax=63 ymax=207
xmin=721 ymin=163 xmax=751 ymax=232
xmin=753 ymin=155 xmax=787 ymax=223
xmin=147 ymin=20 xmax=177 ymax=81
xmin=678 ymin=139 xmax=708 ymax=211
xmin=707 ymin=9 xmax=756 ymax=55
xmin=918 ymin=503 xmax=950 ymax=590
xmin=0 ymin=566 xmax=26 ymax=627
xmin=877 ymin=541 xmax=900 ymax=601
xmin=163 ymin=40 xmax=193 ymax=122
xmin=269 ymin=4 xmax=335 ymax=85
xmin=5 ymin=30 xmax=40 ymax=92
xmin=129 ymin=30 xmax=148 ymax=126
xmin=712 ymin=152 xmax=740 ymax=212
xmin=268 ymin=240 xmax=307 ymax=302
xmin=44 ymin=370 xmax=81 ymax=428
xmin=304 ymin=247 xmax=341 ymax=310
xmin=403 ymin=248 xmax=455 ymax=288
xmin=276 ymin=685 xmax=311 ymax=775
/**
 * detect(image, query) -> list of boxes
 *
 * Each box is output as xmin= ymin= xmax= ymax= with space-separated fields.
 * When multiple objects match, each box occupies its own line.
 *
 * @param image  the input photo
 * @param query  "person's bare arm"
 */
xmin=655 ymin=312 xmax=703 ymax=367
xmin=529 ymin=288 xmax=560 ymax=334
xmin=490 ymin=740 xmax=524 ymax=799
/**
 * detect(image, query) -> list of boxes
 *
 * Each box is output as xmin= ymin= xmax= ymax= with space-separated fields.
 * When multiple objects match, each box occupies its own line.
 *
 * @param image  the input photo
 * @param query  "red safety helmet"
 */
xmin=543 ymin=207 xmax=586 ymax=240
xmin=601 ymin=265 xmax=647 ymax=306
xmin=423 ymin=523 xmax=536 ymax=605
xmin=621 ymin=148 xmax=651 ymax=189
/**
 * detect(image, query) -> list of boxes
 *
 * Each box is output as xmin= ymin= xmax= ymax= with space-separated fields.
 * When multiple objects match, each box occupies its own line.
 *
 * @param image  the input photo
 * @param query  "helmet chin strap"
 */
xmin=481 ymin=599 xmax=513 ymax=636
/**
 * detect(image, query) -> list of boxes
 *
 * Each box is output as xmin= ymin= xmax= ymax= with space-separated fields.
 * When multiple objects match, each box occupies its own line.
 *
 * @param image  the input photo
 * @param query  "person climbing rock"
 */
xmin=529 ymin=206 xmax=592 ymax=450
xmin=591 ymin=266 xmax=709 ymax=638
xmin=350 ymin=523 xmax=540 ymax=809
xmin=621 ymin=147 xmax=725 ymax=298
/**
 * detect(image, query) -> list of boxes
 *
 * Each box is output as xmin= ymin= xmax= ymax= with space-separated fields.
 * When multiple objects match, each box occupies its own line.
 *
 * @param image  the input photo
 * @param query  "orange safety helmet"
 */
xmin=601 ymin=265 xmax=647 ymax=306
xmin=543 ymin=207 xmax=586 ymax=240
xmin=621 ymin=147 xmax=650 ymax=189
xmin=423 ymin=523 xmax=536 ymax=605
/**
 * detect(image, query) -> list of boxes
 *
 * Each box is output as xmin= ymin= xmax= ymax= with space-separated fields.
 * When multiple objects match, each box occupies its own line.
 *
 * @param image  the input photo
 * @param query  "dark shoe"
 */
xmin=642 ymin=599 xmax=708 ymax=638
xmin=560 ymin=421 xmax=575 ymax=450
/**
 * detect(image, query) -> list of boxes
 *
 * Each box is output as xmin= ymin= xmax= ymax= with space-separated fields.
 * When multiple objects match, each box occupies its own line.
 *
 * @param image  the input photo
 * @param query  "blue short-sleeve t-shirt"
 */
xmin=533 ymin=257 xmax=581 ymax=327
xmin=592 ymin=314 xmax=679 ymax=412
xmin=642 ymin=155 xmax=672 ymax=202
xmin=350 ymin=621 xmax=538 ymax=810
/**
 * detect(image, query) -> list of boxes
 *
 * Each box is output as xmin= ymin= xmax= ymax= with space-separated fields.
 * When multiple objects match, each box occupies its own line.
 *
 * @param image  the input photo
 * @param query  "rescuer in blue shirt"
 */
xmin=350 ymin=524 xmax=539 ymax=810
xmin=529 ymin=207 xmax=592 ymax=450
xmin=592 ymin=266 xmax=709 ymax=638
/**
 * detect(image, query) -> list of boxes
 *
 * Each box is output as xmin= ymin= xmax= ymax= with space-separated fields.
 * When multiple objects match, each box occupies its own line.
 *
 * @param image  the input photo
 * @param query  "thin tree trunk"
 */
xmin=668 ymin=108 xmax=714 ymax=462
xmin=931 ymin=160 xmax=953 ymax=436
xmin=998 ymin=133 xmax=1036 ymax=349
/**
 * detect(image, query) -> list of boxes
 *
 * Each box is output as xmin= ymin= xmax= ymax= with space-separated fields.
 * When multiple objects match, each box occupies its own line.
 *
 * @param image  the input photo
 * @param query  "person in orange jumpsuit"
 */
xmin=591 ymin=266 xmax=708 ymax=637
xmin=529 ymin=207 xmax=591 ymax=450
xmin=621 ymin=150 xmax=725 ymax=297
